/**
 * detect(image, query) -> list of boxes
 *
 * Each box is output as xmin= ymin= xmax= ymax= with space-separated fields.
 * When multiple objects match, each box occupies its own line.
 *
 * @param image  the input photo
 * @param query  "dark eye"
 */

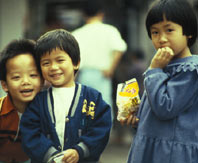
xmin=151 ymin=31 xmax=158 ymax=35
xmin=42 ymin=61 xmax=50 ymax=66
xmin=167 ymin=28 xmax=174 ymax=32
xmin=58 ymin=59 xmax=65 ymax=62
xmin=12 ymin=76 xmax=20 ymax=80
xmin=30 ymin=74 xmax=39 ymax=78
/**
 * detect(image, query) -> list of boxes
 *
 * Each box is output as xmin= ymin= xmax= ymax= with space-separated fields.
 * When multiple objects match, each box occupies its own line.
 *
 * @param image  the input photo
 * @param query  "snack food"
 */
xmin=116 ymin=78 xmax=141 ymax=121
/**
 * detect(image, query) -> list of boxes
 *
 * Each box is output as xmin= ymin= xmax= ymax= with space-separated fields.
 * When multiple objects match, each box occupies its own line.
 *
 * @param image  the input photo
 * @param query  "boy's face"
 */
xmin=40 ymin=48 xmax=79 ymax=88
xmin=150 ymin=18 xmax=189 ymax=58
xmin=1 ymin=54 xmax=42 ymax=105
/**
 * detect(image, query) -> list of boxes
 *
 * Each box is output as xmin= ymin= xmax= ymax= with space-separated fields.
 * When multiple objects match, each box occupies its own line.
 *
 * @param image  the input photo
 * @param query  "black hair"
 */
xmin=35 ymin=29 xmax=80 ymax=74
xmin=0 ymin=39 xmax=36 ymax=81
xmin=83 ymin=0 xmax=105 ymax=17
xmin=146 ymin=0 xmax=197 ymax=47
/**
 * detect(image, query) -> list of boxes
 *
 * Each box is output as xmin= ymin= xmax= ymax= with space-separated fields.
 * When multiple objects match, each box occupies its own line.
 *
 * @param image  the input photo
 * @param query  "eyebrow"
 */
xmin=40 ymin=58 xmax=49 ymax=62
xmin=164 ymin=24 xmax=172 ymax=28
xmin=151 ymin=23 xmax=173 ymax=30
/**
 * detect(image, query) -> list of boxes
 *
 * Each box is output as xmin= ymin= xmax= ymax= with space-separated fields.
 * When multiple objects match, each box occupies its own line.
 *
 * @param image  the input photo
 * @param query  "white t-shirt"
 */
xmin=72 ymin=21 xmax=127 ymax=70
xmin=52 ymin=86 xmax=75 ymax=150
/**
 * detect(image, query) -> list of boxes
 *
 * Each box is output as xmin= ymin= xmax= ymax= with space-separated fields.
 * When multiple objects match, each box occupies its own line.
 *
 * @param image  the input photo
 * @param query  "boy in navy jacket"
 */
xmin=20 ymin=29 xmax=112 ymax=163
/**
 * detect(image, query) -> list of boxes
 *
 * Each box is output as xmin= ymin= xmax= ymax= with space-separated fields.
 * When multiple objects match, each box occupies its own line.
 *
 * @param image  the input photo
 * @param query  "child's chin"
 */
xmin=21 ymin=96 xmax=35 ymax=102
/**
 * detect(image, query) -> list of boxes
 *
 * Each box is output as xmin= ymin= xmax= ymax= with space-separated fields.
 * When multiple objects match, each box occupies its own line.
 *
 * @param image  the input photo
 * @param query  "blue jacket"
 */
xmin=20 ymin=83 xmax=112 ymax=163
xmin=128 ymin=56 xmax=198 ymax=163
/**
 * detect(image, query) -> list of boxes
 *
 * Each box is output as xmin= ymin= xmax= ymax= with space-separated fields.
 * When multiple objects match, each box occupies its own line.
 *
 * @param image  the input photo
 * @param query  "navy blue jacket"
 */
xmin=20 ymin=83 xmax=112 ymax=163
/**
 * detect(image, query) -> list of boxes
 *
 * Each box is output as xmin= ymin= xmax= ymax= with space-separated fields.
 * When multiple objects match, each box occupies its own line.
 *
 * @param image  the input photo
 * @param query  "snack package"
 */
xmin=116 ymin=78 xmax=141 ymax=121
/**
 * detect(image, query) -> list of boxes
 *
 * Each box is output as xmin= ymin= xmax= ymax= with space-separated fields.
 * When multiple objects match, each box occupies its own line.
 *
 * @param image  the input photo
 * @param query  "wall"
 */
xmin=0 ymin=0 xmax=27 ymax=97
xmin=0 ymin=0 xmax=27 ymax=51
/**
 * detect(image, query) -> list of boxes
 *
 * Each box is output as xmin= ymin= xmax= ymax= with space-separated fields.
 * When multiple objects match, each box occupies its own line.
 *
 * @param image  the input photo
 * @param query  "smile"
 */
xmin=50 ymin=73 xmax=62 ymax=78
xmin=20 ymin=89 xmax=34 ymax=97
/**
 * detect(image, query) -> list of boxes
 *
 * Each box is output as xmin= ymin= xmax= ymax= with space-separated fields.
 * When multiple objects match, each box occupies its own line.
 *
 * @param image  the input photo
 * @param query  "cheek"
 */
xmin=170 ymin=39 xmax=184 ymax=50
xmin=152 ymin=39 xmax=158 ymax=49
xmin=7 ymin=83 xmax=18 ymax=93
xmin=34 ymin=79 xmax=42 ymax=91
xmin=41 ymin=68 xmax=48 ymax=77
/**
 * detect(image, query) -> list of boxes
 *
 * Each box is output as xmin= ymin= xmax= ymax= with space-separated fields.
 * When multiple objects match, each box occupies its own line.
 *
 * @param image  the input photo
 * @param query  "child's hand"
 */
xmin=150 ymin=47 xmax=174 ymax=69
xmin=120 ymin=112 xmax=139 ymax=128
xmin=61 ymin=149 xmax=79 ymax=163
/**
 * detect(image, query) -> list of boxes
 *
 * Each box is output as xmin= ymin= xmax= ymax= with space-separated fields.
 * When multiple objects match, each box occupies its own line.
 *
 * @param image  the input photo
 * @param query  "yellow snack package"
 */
xmin=116 ymin=78 xmax=141 ymax=121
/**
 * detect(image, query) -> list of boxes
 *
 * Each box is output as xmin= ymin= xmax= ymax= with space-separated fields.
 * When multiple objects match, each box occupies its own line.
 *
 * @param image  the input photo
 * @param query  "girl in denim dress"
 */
xmin=126 ymin=0 xmax=198 ymax=162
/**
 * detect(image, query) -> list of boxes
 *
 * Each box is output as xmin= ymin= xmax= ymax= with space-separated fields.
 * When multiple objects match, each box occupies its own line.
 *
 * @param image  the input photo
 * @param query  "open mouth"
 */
xmin=20 ymin=89 xmax=34 ymax=97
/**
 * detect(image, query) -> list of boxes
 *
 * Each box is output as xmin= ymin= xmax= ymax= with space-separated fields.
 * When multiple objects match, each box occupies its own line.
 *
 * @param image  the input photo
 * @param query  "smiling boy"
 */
xmin=20 ymin=29 xmax=112 ymax=163
xmin=0 ymin=39 xmax=42 ymax=163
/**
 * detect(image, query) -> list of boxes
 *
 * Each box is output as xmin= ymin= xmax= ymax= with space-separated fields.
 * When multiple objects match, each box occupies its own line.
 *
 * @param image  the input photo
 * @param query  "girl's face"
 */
xmin=2 ymin=54 xmax=42 ymax=105
xmin=40 ymin=48 xmax=79 ymax=88
xmin=150 ymin=18 xmax=191 ymax=58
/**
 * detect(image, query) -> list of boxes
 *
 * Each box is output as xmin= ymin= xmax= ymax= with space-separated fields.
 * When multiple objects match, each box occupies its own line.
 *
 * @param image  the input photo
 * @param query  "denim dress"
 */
xmin=128 ymin=55 xmax=198 ymax=163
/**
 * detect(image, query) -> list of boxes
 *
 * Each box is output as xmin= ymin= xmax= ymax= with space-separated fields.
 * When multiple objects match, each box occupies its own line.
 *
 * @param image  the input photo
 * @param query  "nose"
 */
xmin=21 ymin=76 xmax=30 ymax=85
xmin=159 ymin=33 xmax=168 ymax=44
xmin=50 ymin=62 xmax=58 ymax=70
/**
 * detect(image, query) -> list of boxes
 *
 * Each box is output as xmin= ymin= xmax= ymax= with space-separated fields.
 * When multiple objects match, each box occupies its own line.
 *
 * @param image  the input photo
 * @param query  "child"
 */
xmin=126 ymin=0 xmax=198 ymax=162
xmin=0 ymin=39 xmax=42 ymax=163
xmin=20 ymin=29 xmax=112 ymax=163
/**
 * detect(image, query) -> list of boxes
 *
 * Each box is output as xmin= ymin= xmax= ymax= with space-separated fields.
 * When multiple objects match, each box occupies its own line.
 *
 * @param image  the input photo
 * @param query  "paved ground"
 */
xmin=99 ymin=128 xmax=135 ymax=163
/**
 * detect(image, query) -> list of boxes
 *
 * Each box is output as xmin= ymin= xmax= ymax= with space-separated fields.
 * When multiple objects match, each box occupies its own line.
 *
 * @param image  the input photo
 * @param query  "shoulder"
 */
xmin=165 ymin=55 xmax=198 ymax=76
xmin=0 ymin=95 xmax=16 ymax=116
xmin=99 ymin=23 xmax=121 ymax=34
xmin=0 ymin=96 xmax=6 ymax=104
xmin=77 ymin=83 xmax=107 ymax=105
xmin=78 ymin=84 xmax=110 ymax=112
xmin=0 ymin=96 xmax=6 ymax=113
xmin=31 ymin=89 xmax=48 ymax=102
xmin=191 ymin=55 xmax=198 ymax=63
xmin=72 ymin=25 xmax=89 ymax=35
xmin=79 ymin=83 xmax=101 ymax=96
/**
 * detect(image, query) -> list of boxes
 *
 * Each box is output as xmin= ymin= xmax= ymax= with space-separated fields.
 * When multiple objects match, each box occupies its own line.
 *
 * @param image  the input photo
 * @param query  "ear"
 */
xmin=1 ymin=80 xmax=8 ymax=92
xmin=188 ymin=35 xmax=192 ymax=39
xmin=74 ymin=61 xmax=80 ymax=70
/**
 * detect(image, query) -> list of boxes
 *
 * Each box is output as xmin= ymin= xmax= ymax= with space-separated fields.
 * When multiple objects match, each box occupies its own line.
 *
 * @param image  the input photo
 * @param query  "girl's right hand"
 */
xmin=120 ymin=113 xmax=139 ymax=128
xmin=150 ymin=47 xmax=174 ymax=69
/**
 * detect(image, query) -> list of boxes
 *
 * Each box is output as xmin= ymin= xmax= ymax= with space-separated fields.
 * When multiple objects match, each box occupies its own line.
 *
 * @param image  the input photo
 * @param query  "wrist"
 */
xmin=72 ymin=145 xmax=84 ymax=161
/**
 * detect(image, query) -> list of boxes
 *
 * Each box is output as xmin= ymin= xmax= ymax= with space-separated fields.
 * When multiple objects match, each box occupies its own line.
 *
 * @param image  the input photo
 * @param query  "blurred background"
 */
xmin=0 ymin=0 xmax=198 ymax=162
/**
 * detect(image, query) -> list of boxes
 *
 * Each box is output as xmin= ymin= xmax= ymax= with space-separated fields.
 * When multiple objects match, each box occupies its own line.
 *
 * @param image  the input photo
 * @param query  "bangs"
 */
xmin=146 ymin=0 xmax=197 ymax=47
xmin=146 ymin=9 xmax=164 ymax=32
xmin=146 ymin=1 xmax=182 ymax=37
xmin=34 ymin=28 xmax=81 ymax=74
xmin=35 ymin=39 xmax=64 ymax=57
xmin=35 ymin=29 xmax=80 ymax=66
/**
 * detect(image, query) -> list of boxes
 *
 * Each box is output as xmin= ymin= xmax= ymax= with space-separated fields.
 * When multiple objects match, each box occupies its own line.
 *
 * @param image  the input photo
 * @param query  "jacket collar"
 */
xmin=0 ymin=95 xmax=15 ymax=115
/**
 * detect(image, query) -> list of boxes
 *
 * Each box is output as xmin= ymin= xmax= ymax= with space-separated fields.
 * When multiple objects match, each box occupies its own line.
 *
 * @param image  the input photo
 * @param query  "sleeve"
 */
xmin=144 ymin=66 xmax=198 ymax=120
xmin=20 ymin=94 xmax=58 ymax=162
xmin=108 ymin=26 xmax=127 ymax=52
xmin=75 ymin=92 xmax=112 ymax=161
